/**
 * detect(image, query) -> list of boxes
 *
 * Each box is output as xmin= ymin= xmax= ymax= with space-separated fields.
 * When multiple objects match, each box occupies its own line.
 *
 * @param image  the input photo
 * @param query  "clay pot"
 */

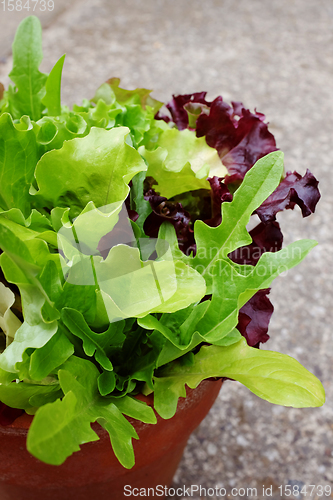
xmin=0 ymin=378 xmax=223 ymax=500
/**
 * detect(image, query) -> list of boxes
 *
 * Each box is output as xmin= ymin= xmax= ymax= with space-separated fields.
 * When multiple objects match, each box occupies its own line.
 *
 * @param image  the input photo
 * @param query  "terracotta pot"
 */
xmin=0 ymin=378 xmax=223 ymax=500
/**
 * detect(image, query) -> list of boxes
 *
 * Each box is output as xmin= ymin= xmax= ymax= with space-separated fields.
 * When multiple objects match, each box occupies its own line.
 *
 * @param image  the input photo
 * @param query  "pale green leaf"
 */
xmin=29 ymin=326 xmax=74 ymax=380
xmin=139 ymin=128 xmax=226 ymax=198
xmin=0 ymin=282 xmax=21 ymax=347
xmin=34 ymin=127 xmax=147 ymax=218
xmin=153 ymin=338 xmax=325 ymax=419
xmin=93 ymin=245 xmax=206 ymax=320
xmin=0 ymin=320 xmax=57 ymax=373
xmin=42 ymin=54 xmax=65 ymax=116
xmin=8 ymin=16 xmax=47 ymax=121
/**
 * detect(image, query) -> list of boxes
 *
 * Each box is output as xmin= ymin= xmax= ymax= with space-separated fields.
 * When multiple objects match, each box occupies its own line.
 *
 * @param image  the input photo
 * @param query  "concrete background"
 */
xmin=0 ymin=1 xmax=332 ymax=499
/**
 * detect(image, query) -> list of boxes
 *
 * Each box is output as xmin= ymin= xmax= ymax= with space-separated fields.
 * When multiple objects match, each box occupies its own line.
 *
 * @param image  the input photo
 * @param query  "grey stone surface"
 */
xmin=0 ymin=1 xmax=332 ymax=498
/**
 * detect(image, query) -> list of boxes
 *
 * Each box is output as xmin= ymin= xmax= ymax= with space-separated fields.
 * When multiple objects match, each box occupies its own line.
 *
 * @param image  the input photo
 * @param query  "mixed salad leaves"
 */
xmin=0 ymin=16 xmax=324 ymax=468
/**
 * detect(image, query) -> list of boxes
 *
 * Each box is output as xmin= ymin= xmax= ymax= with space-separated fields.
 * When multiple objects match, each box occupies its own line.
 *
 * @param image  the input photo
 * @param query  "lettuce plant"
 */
xmin=0 ymin=16 xmax=324 ymax=468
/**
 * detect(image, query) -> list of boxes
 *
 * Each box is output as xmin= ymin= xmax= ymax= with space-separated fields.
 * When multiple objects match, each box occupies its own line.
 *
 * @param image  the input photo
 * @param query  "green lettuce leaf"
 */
xmin=130 ymin=171 xmax=152 ymax=233
xmin=58 ymin=238 xmax=206 ymax=324
xmin=93 ymin=245 xmax=206 ymax=320
xmin=29 ymin=325 xmax=74 ymax=381
xmin=35 ymin=111 xmax=89 ymax=154
xmin=138 ymin=301 xmax=209 ymax=351
xmin=27 ymin=356 xmax=156 ymax=467
xmin=61 ymin=308 xmax=126 ymax=371
xmin=195 ymin=240 xmax=317 ymax=343
xmin=0 ymin=379 xmax=61 ymax=411
xmin=139 ymin=239 xmax=316 ymax=352
xmin=0 ymin=220 xmax=61 ymax=372
xmin=139 ymin=128 xmax=227 ymax=198
xmin=97 ymin=371 xmax=116 ymax=396
xmin=75 ymin=79 xmax=163 ymax=148
xmin=75 ymin=85 xmax=123 ymax=131
xmin=0 ymin=367 xmax=17 ymax=384
xmin=0 ymin=282 xmax=22 ymax=348
xmin=0 ymin=320 xmax=58 ymax=374
xmin=42 ymin=54 xmax=66 ymax=117
xmin=106 ymin=77 xmax=163 ymax=114
xmin=6 ymin=16 xmax=47 ymax=121
xmin=34 ymin=127 xmax=147 ymax=218
xmin=153 ymin=338 xmax=325 ymax=419
xmin=56 ymin=199 xmax=124 ymax=256
xmin=191 ymin=151 xmax=284 ymax=289
xmin=0 ymin=114 xmax=38 ymax=217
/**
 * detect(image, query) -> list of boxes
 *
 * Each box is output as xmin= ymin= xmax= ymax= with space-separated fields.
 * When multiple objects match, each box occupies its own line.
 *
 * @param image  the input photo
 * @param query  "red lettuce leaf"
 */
xmin=140 ymin=94 xmax=320 ymax=351
xmin=256 ymin=169 xmax=321 ymax=223
xmin=204 ymin=176 xmax=233 ymax=227
xmin=143 ymin=188 xmax=195 ymax=255
xmin=156 ymin=92 xmax=211 ymax=130
xmin=237 ymin=289 xmax=273 ymax=347
xmin=196 ymin=97 xmax=239 ymax=151
xmin=141 ymin=177 xmax=231 ymax=255
xmin=196 ymin=97 xmax=277 ymax=183
xmin=229 ymin=222 xmax=280 ymax=347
